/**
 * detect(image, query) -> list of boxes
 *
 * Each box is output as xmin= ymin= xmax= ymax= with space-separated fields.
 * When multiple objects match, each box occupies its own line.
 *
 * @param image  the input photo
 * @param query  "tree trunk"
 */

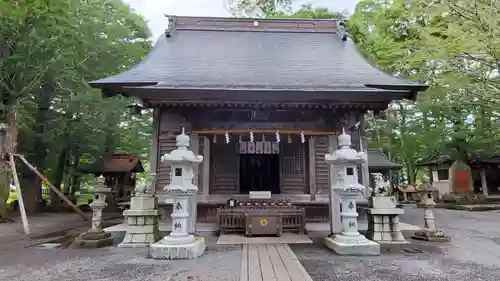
xmin=23 ymin=81 xmax=55 ymax=212
xmin=69 ymin=146 xmax=81 ymax=196
xmin=52 ymin=112 xmax=72 ymax=198
xmin=0 ymin=106 xmax=19 ymax=219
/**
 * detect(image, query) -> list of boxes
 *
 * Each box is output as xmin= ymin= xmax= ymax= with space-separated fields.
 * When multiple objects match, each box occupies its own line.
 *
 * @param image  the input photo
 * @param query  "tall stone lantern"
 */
xmin=150 ymin=128 xmax=206 ymax=259
xmin=323 ymin=129 xmax=380 ymax=256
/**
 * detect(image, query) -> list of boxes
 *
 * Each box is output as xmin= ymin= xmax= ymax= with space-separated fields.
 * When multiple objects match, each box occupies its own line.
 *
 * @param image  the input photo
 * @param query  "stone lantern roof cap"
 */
xmin=418 ymin=176 xmax=437 ymax=192
xmin=325 ymin=128 xmax=366 ymax=164
xmin=161 ymin=128 xmax=203 ymax=164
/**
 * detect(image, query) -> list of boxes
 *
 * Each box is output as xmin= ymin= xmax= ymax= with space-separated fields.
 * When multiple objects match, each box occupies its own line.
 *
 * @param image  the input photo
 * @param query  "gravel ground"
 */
xmin=292 ymin=206 xmax=500 ymax=281
xmin=2 ymin=206 xmax=499 ymax=281
xmin=0 ymin=236 xmax=241 ymax=281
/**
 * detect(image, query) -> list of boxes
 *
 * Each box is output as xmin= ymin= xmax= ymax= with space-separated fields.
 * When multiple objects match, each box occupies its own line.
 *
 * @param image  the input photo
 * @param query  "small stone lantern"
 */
xmin=323 ymin=128 xmax=380 ymax=256
xmin=71 ymin=176 xmax=113 ymax=248
xmin=150 ymin=128 xmax=206 ymax=259
xmin=89 ymin=176 xmax=111 ymax=231
xmin=412 ymin=176 xmax=450 ymax=242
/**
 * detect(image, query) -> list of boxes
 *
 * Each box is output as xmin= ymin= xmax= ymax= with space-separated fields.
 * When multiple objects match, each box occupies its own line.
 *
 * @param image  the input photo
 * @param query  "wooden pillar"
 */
xmin=202 ymin=136 xmax=211 ymax=197
xmin=480 ymin=168 xmax=489 ymax=197
xmin=328 ymin=134 xmax=342 ymax=234
xmin=189 ymin=133 xmax=200 ymax=233
xmin=308 ymin=136 xmax=317 ymax=201
xmin=359 ymin=117 xmax=370 ymax=198
xmin=190 ymin=134 xmax=200 ymax=186
xmin=149 ymin=108 xmax=160 ymax=194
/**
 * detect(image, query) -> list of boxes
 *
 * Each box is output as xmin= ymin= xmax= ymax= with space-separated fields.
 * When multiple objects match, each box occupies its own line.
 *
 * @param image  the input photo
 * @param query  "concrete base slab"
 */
xmin=217 ymin=233 xmax=312 ymax=245
xmin=324 ymin=236 xmax=380 ymax=256
xmin=104 ymin=221 xmax=421 ymax=237
xmin=412 ymin=230 xmax=451 ymax=242
xmin=150 ymin=237 xmax=206 ymax=260
xmin=118 ymin=231 xmax=161 ymax=248
xmin=71 ymin=230 xmax=114 ymax=249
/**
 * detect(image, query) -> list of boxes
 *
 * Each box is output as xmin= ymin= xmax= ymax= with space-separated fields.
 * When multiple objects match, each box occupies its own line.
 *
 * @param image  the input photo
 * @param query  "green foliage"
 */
xmin=0 ymin=0 xmax=153 ymax=215
xmin=350 ymin=0 xmax=500 ymax=184
xmin=271 ymin=4 xmax=348 ymax=19
xmin=229 ymin=0 xmax=292 ymax=16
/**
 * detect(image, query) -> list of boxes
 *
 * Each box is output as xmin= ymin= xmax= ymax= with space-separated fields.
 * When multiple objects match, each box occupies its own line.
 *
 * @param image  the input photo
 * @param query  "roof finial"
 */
xmin=164 ymin=15 xmax=177 ymax=38
xmin=338 ymin=127 xmax=351 ymax=148
xmin=176 ymin=127 xmax=189 ymax=148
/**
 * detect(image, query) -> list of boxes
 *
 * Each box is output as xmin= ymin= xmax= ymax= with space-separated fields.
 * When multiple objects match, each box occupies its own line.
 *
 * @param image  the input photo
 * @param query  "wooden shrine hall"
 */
xmin=89 ymin=16 xmax=427 ymax=222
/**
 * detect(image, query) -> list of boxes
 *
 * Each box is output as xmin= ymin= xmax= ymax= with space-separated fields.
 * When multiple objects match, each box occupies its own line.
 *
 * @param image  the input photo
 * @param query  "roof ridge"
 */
xmin=165 ymin=15 xmax=338 ymax=34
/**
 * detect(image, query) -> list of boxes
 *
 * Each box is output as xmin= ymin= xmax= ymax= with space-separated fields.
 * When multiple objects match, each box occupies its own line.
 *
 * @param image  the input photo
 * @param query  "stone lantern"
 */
xmin=71 ymin=176 xmax=114 ymax=248
xmin=324 ymin=128 xmax=380 ymax=256
xmin=412 ymin=176 xmax=450 ymax=242
xmin=150 ymin=128 xmax=205 ymax=259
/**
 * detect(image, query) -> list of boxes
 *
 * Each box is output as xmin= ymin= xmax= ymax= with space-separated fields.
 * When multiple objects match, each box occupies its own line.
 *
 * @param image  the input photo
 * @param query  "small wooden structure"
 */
xmin=82 ymin=153 xmax=144 ymax=206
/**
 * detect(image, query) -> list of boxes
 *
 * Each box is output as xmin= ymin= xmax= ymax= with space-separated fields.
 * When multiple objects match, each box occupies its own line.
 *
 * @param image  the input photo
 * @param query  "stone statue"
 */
xmin=134 ymin=173 xmax=157 ymax=196
xmin=372 ymin=173 xmax=391 ymax=196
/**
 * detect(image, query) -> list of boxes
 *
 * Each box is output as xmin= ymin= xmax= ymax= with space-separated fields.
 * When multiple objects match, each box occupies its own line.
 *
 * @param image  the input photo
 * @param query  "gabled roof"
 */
xmin=89 ymin=16 xmax=427 ymax=97
xmin=81 ymin=153 xmax=145 ymax=174
xmin=367 ymin=149 xmax=402 ymax=170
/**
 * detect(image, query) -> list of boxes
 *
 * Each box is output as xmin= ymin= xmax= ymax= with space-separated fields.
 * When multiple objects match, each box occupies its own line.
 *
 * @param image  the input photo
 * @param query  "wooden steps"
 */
xmin=240 ymin=244 xmax=313 ymax=281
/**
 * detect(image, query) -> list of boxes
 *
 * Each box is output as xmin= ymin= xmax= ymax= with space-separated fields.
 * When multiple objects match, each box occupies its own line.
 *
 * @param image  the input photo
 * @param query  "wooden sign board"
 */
xmin=239 ymin=141 xmax=280 ymax=154
xmin=247 ymin=142 xmax=255 ymax=154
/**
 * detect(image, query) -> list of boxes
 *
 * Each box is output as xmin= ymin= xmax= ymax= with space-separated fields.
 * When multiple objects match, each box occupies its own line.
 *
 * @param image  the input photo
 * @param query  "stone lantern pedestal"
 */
xmin=323 ymin=129 xmax=380 ymax=256
xmin=150 ymin=128 xmax=206 ymax=259
xmin=118 ymin=173 xmax=161 ymax=248
xmin=412 ymin=177 xmax=450 ymax=242
xmin=366 ymin=173 xmax=408 ymax=244
xmin=71 ymin=176 xmax=114 ymax=248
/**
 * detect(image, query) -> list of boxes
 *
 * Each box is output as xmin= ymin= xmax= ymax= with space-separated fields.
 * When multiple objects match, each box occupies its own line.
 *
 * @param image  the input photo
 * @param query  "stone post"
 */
xmin=150 ymin=128 xmax=206 ymax=260
xmin=412 ymin=176 xmax=450 ymax=242
xmin=366 ymin=173 xmax=408 ymax=244
xmin=118 ymin=173 xmax=161 ymax=248
xmin=71 ymin=176 xmax=114 ymax=248
xmin=323 ymin=129 xmax=380 ymax=256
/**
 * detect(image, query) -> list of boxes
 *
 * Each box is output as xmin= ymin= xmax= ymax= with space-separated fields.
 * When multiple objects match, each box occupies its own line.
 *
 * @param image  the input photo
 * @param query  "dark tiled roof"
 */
xmin=417 ymin=153 xmax=500 ymax=166
xmin=90 ymin=16 xmax=426 ymax=94
xmin=83 ymin=153 xmax=145 ymax=173
xmin=367 ymin=150 xmax=402 ymax=170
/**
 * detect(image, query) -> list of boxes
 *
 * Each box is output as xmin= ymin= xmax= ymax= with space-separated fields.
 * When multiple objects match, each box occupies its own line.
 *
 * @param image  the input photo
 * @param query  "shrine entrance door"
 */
xmin=239 ymin=154 xmax=280 ymax=194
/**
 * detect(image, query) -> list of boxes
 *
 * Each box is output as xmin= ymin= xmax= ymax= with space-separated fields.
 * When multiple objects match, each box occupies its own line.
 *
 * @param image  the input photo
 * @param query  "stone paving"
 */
xmin=0 ymin=206 xmax=499 ymax=281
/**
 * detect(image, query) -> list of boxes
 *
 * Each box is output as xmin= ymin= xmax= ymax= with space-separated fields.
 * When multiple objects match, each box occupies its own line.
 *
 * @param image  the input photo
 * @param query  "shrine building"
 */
xmin=90 ymin=16 xmax=427 ymax=222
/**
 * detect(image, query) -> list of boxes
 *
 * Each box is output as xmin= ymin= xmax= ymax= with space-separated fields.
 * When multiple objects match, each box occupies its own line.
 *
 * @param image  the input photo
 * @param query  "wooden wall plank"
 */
xmin=280 ymin=142 xmax=306 ymax=194
xmin=156 ymin=108 xmax=192 ymax=191
xmin=210 ymin=141 xmax=239 ymax=194
xmin=314 ymin=136 xmax=329 ymax=194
